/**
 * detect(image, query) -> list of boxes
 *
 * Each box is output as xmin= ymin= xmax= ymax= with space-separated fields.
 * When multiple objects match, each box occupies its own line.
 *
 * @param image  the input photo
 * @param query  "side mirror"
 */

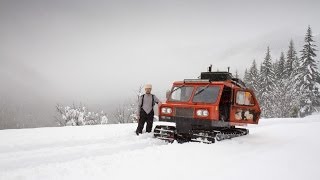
xmin=166 ymin=90 xmax=171 ymax=100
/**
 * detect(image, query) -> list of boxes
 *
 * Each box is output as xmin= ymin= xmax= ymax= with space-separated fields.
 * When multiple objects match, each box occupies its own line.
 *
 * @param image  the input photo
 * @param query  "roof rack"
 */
xmin=183 ymin=79 xmax=210 ymax=83
xmin=200 ymin=71 xmax=233 ymax=81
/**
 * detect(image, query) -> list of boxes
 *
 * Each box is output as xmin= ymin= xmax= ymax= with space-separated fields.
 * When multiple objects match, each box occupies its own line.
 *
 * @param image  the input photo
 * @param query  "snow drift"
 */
xmin=1 ymin=114 xmax=320 ymax=180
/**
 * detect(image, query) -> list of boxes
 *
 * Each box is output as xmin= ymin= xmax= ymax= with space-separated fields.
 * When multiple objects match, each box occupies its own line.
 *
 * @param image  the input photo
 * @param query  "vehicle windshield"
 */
xmin=193 ymin=86 xmax=220 ymax=103
xmin=169 ymin=86 xmax=194 ymax=102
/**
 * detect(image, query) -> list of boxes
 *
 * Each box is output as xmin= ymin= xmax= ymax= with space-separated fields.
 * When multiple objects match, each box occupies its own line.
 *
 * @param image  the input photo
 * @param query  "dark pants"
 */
xmin=136 ymin=109 xmax=154 ymax=134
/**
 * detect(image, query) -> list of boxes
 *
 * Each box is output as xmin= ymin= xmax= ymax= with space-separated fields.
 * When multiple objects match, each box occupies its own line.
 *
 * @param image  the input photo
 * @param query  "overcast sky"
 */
xmin=0 ymin=0 xmax=319 ymax=125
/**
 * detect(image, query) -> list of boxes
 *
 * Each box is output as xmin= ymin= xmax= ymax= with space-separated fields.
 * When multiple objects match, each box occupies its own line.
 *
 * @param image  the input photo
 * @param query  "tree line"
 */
xmin=54 ymin=86 xmax=143 ymax=126
xmin=243 ymin=26 xmax=320 ymax=118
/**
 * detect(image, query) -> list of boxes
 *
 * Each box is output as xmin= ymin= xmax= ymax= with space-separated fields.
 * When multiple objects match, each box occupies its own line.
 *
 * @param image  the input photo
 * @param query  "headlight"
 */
xmin=161 ymin=107 xmax=172 ymax=114
xmin=196 ymin=109 xmax=209 ymax=117
xmin=202 ymin=110 xmax=209 ymax=116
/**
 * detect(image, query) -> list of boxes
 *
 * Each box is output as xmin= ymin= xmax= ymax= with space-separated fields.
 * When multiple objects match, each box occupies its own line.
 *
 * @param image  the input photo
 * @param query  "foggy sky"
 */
xmin=0 ymin=0 xmax=320 ymax=127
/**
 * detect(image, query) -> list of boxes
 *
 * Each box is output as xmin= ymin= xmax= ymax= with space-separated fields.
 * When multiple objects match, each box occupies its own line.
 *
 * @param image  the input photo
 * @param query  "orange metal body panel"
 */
xmin=159 ymin=80 xmax=261 ymax=126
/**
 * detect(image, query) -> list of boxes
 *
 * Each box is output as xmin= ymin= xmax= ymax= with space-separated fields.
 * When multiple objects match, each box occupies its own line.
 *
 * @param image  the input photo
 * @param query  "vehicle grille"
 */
xmin=175 ymin=107 xmax=194 ymax=118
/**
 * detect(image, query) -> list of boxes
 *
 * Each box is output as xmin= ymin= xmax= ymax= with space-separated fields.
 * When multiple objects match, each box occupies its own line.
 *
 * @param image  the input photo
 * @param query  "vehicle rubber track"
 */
xmin=154 ymin=125 xmax=176 ymax=143
xmin=154 ymin=126 xmax=249 ymax=143
xmin=189 ymin=130 xmax=216 ymax=144
xmin=215 ymin=128 xmax=249 ymax=141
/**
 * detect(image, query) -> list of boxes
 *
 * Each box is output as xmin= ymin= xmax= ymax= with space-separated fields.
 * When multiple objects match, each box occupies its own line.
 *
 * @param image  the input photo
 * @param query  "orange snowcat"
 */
xmin=154 ymin=67 xmax=261 ymax=143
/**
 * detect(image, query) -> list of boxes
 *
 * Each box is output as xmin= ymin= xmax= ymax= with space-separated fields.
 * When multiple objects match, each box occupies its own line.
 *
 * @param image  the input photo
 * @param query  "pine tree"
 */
xmin=257 ymin=62 xmax=264 ymax=100
xmin=235 ymin=69 xmax=239 ymax=78
xmin=277 ymin=52 xmax=286 ymax=80
xmin=283 ymin=41 xmax=301 ymax=117
xmin=259 ymin=47 xmax=277 ymax=117
xmin=273 ymin=59 xmax=279 ymax=79
xmin=247 ymin=60 xmax=259 ymax=93
xmin=270 ymin=52 xmax=287 ymax=117
xmin=244 ymin=68 xmax=250 ymax=83
xmin=296 ymin=26 xmax=320 ymax=116
xmin=284 ymin=73 xmax=300 ymax=117
xmin=285 ymin=40 xmax=298 ymax=78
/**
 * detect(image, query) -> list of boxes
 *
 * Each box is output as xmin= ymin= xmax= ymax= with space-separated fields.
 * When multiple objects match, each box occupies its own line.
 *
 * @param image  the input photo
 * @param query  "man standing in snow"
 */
xmin=136 ymin=84 xmax=161 ymax=135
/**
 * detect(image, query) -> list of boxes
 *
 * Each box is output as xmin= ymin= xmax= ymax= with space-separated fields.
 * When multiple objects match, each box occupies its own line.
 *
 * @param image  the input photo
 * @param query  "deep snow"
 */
xmin=1 ymin=114 xmax=320 ymax=180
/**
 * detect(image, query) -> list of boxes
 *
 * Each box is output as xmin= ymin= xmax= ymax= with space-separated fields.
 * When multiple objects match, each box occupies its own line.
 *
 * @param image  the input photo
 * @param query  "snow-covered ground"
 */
xmin=1 ymin=114 xmax=320 ymax=180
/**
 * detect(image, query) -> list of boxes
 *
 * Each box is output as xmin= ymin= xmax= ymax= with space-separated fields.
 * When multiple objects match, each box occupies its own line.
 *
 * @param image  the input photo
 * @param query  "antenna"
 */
xmin=208 ymin=64 xmax=212 ymax=72
xmin=227 ymin=67 xmax=230 ymax=73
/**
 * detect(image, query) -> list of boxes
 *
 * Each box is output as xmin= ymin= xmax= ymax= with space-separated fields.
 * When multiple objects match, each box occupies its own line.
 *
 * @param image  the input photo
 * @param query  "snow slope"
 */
xmin=1 ymin=114 xmax=320 ymax=180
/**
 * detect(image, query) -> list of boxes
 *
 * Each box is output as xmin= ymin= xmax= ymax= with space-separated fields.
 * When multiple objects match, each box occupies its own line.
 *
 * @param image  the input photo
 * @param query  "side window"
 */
xmin=236 ymin=91 xmax=254 ymax=106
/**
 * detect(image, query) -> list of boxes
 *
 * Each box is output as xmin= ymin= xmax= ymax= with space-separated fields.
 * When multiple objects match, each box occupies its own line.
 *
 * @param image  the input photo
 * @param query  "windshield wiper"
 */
xmin=169 ymin=84 xmax=185 ymax=96
xmin=194 ymin=84 xmax=210 ymax=96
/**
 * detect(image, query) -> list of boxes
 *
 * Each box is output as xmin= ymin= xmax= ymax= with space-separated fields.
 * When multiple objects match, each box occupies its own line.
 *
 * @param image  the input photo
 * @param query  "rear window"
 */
xmin=236 ymin=91 xmax=255 ymax=106
xmin=192 ymin=86 xmax=220 ymax=103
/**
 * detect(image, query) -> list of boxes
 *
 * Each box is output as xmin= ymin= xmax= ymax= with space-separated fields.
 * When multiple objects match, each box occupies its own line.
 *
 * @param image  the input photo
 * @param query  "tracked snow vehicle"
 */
xmin=154 ymin=66 xmax=261 ymax=143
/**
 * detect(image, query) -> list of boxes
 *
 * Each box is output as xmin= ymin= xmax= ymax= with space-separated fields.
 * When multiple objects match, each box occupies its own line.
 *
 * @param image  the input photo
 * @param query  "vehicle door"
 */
xmin=230 ymin=89 xmax=261 ymax=124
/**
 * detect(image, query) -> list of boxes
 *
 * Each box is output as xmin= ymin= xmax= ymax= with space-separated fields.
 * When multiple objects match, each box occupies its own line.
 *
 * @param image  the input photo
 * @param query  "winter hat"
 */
xmin=144 ymin=84 xmax=152 ymax=89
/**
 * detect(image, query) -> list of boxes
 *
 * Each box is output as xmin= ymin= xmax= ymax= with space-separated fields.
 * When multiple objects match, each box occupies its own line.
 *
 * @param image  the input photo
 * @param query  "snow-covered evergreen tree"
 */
xmin=242 ymin=27 xmax=320 ymax=118
xmin=259 ymin=47 xmax=277 ymax=117
xmin=274 ymin=52 xmax=292 ymax=117
xmin=296 ymin=26 xmax=320 ymax=116
xmin=276 ymin=52 xmax=285 ymax=80
xmin=284 ymin=40 xmax=298 ymax=78
xmin=243 ymin=68 xmax=250 ymax=83
xmin=283 ymin=40 xmax=301 ymax=117
xmin=245 ymin=60 xmax=260 ymax=94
